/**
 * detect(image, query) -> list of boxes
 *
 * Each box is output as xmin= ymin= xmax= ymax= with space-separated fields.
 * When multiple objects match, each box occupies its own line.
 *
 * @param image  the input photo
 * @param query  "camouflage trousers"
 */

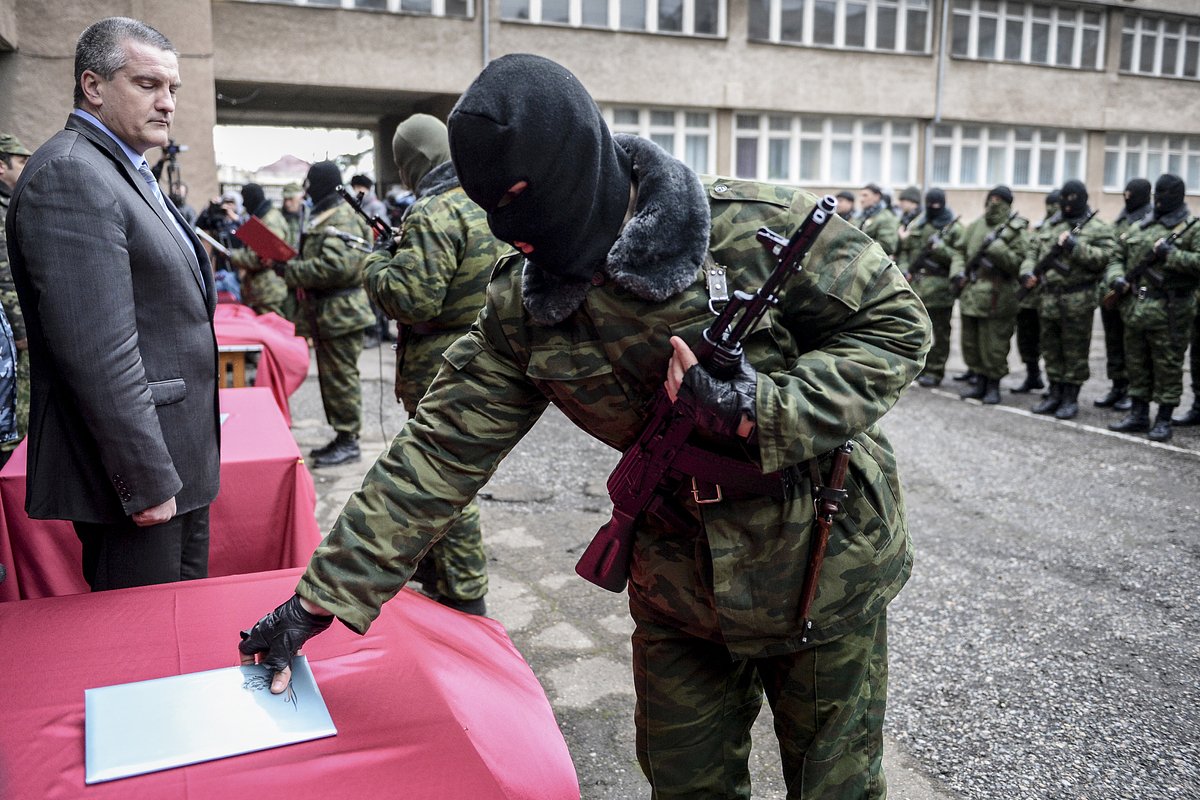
xmin=632 ymin=612 xmax=888 ymax=799
xmin=920 ymin=306 xmax=953 ymax=380
xmin=1189 ymin=314 xmax=1200 ymax=395
xmin=1124 ymin=319 xmax=1193 ymax=406
xmin=960 ymin=314 xmax=1015 ymax=380
xmin=1038 ymin=309 xmax=1093 ymax=385
xmin=423 ymin=500 xmax=488 ymax=601
xmin=1099 ymin=305 xmax=1126 ymax=382
xmin=0 ymin=349 xmax=28 ymax=453
xmin=315 ymin=331 xmax=364 ymax=435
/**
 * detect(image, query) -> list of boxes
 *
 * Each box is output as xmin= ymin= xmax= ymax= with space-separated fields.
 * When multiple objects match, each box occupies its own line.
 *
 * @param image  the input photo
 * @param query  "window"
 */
xmin=243 ymin=0 xmax=473 ymax=16
xmin=733 ymin=113 xmax=917 ymax=187
xmin=605 ymin=107 xmax=716 ymax=175
xmin=1104 ymin=133 xmax=1200 ymax=191
xmin=502 ymin=0 xmax=724 ymax=35
xmin=930 ymin=123 xmax=1085 ymax=189
xmin=951 ymin=1 xmax=1104 ymax=69
xmin=1120 ymin=13 xmax=1200 ymax=80
xmin=748 ymin=0 xmax=930 ymax=53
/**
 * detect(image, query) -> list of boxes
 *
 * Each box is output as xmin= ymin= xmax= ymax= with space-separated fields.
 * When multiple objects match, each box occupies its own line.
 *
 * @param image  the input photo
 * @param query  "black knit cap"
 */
xmin=241 ymin=183 xmax=267 ymax=216
xmin=1154 ymin=174 xmax=1186 ymax=218
xmin=448 ymin=54 xmax=632 ymax=282
xmin=925 ymin=188 xmax=945 ymax=210
xmin=1124 ymin=178 xmax=1151 ymax=213
xmin=986 ymin=185 xmax=1013 ymax=205
xmin=1059 ymin=179 xmax=1088 ymax=219
xmin=305 ymin=160 xmax=342 ymax=204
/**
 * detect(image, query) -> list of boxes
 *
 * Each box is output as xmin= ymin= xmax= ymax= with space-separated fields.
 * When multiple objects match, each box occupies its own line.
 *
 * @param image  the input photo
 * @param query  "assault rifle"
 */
xmin=336 ymin=184 xmax=395 ymax=244
xmin=906 ymin=215 xmax=960 ymax=284
xmin=1016 ymin=210 xmax=1097 ymax=300
xmin=952 ymin=211 xmax=1018 ymax=296
xmin=575 ymin=195 xmax=839 ymax=593
xmin=1101 ymin=217 xmax=1199 ymax=310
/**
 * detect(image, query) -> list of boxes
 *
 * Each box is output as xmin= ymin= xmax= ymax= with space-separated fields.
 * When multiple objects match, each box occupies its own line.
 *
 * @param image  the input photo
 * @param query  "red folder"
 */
xmin=234 ymin=216 xmax=298 ymax=262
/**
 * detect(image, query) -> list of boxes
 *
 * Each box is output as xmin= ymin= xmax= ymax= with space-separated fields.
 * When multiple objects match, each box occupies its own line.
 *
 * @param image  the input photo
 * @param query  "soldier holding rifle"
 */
xmin=897 ymin=188 xmax=962 ymax=387
xmin=238 ymin=55 xmax=929 ymax=798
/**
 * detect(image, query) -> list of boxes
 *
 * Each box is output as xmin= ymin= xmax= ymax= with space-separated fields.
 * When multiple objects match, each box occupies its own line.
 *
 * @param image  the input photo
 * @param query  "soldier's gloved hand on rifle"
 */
xmin=950 ymin=272 xmax=968 ymax=292
xmin=1110 ymin=276 xmax=1130 ymax=295
xmin=1058 ymin=231 xmax=1077 ymax=252
xmin=1153 ymin=237 xmax=1176 ymax=258
xmin=239 ymin=594 xmax=334 ymax=694
xmin=664 ymin=335 xmax=757 ymax=441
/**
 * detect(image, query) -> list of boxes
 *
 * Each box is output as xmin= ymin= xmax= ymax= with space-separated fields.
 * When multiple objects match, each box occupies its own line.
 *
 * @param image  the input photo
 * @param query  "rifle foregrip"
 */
xmin=575 ymin=509 xmax=638 ymax=593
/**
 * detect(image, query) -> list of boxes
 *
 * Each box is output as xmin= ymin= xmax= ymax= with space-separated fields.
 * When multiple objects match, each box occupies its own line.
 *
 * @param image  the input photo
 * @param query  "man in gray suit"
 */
xmin=6 ymin=17 xmax=219 ymax=590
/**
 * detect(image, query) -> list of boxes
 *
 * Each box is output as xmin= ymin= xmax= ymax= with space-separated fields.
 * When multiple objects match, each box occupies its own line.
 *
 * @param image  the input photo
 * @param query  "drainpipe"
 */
xmin=924 ymin=0 xmax=951 ymax=194
xmin=481 ymin=0 xmax=490 ymax=67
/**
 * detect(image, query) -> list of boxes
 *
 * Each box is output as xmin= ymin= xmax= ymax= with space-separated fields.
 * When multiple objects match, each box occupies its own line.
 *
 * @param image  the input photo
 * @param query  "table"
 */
xmin=0 ymin=388 xmax=322 ymax=602
xmin=0 ymin=568 xmax=580 ymax=799
xmin=214 ymin=304 xmax=310 ymax=424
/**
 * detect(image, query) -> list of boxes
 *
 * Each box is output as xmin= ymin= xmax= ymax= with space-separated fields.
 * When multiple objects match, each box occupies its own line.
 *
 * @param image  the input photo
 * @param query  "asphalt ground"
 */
xmin=284 ymin=310 xmax=1198 ymax=800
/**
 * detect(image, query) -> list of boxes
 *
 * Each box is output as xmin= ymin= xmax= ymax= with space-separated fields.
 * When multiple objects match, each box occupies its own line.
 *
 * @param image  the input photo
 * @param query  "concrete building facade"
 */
xmin=1 ymin=0 xmax=1197 ymax=219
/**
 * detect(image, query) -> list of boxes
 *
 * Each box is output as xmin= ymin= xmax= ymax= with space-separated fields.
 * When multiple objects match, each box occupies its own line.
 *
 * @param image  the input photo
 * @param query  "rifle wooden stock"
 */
xmin=575 ymin=195 xmax=838 ymax=592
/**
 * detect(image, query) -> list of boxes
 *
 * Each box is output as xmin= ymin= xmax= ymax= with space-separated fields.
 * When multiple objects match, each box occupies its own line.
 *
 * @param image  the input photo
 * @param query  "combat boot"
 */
xmin=952 ymin=369 xmax=976 ymax=383
xmin=312 ymin=432 xmax=361 ymax=467
xmin=1108 ymin=399 xmax=1150 ymax=432
xmin=1010 ymin=363 xmax=1044 ymax=394
xmin=309 ymin=436 xmax=338 ymax=459
xmin=1054 ymin=384 xmax=1080 ymax=419
xmin=1031 ymin=383 xmax=1063 ymax=415
xmin=1148 ymin=405 xmax=1175 ymax=442
xmin=1094 ymin=379 xmax=1128 ymax=408
xmin=959 ymin=374 xmax=987 ymax=400
xmin=1173 ymin=402 xmax=1200 ymax=426
xmin=916 ymin=374 xmax=941 ymax=387
xmin=982 ymin=378 xmax=1002 ymax=405
xmin=1113 ymin=395 xmax=1133 ymax=411
xmin=436 ymin=595 xmax=488 ymax=616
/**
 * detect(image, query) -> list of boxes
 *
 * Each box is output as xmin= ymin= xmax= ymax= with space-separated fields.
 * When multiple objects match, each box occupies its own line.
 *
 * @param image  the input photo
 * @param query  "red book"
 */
xmin=234 ymin=216 xmax=298 ymax=262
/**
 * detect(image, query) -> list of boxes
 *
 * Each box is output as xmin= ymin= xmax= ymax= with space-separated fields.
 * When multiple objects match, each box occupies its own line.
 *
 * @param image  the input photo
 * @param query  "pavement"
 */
xmin=283 ymin=331 xmax=957 ymax=800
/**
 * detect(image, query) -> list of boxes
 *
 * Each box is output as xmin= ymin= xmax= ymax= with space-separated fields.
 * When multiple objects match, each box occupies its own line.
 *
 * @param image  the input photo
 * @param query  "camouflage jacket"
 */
xmin=956 ymin=208 xmax=1028 ymax=319
xmin=1099 ymin=202 xmax=1153 ymax=305
xmin=0 ymin=186 xmax=25 ymax=340
xmin=298 ymin=137 xmax=930 ymax=657
xmin=896 ymin=212 xmax=965 ymax=310
xmin=283 ymin=198 xmax=375 ymax=339
xmin=1021 ymin=210 xmax=1115 ymax=320
xmin=364 ymin=162 xmax=506 ymax=410
xmin=230 ymin=205 xmax=289 ymax=316
xmin=1104 ymin=208 xmax=1200 ymax=330
xmin=857 ymin=203 xmax=900 ymax=257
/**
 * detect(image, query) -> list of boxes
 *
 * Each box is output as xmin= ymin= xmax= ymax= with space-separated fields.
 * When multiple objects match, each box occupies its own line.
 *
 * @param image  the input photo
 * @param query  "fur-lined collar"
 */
xmin=1144 ymin=205 xmax=1191 ymax=229
xmin=522 ymin=134 xmax=710 ymax=325
xmin=417 ymin=161 xmax=460 ymax=200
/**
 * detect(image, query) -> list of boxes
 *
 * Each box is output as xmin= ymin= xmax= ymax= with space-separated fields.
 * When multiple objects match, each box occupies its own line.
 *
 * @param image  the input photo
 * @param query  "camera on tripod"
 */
xmin=164 ymin=140 xmax=189 ymax=157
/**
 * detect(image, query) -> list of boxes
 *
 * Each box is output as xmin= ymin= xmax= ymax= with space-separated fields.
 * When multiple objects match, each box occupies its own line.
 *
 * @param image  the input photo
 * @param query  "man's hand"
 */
xmin=132 ymin=496 xmax=176 ymax=527
xmin=14 ymin=338 xmax=27 ymax=351
xmin=239 ymin=595 xmax=334 ymax=694
xmin=664 ymin=336 xmax=756 ymax=440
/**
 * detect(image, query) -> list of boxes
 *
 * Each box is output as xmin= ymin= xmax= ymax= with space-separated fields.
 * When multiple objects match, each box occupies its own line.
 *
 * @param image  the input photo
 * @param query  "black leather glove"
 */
xmin=239 ymin=594 xmax=334 ymax=674
xmin=1061 ymin=233 xmax=1077 ymax=252
xmin=1154 ymin=239 xmax=1176 ymax=258
xmin=1110 ymin=276 xmax=1130 ymax=294
xmin=678 ymin=355 xmax=758 ymax=440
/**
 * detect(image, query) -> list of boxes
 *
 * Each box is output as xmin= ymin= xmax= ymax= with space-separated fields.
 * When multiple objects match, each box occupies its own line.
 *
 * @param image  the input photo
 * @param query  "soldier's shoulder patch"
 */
xmin=700 ymin=175 xmax=794 ymax=208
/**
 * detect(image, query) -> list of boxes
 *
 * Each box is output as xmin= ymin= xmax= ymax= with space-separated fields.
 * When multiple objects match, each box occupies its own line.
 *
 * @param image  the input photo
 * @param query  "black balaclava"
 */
xmin=448 ymin=53 xmax=632 ymax=283
xmin=305 ymin=161 xmax=342 ymax=205
xmin=924 ymin=188 xmax=951 ymax=226
xmin=1060 ymin=180 xmax=1088 ymax=220
xmin=985 ymin=185 xmax=1013 ymax=225
xmin=241 ymin=183 xmax=268 ymax=217
xmin=1124 ymin=178 xmax=1151 ymax=215
xmin=1154 ymin=174 xmax=1186 ymax=219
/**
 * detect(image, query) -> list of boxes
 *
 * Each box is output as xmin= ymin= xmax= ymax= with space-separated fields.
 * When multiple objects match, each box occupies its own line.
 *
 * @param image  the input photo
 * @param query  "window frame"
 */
xmin=950 ymin=0 xmax=1105 ymax=71
xmin=501 ymin=0 xmax=726 ymax=36
xmin=929 ymin=122 xmax=1086 ymax=190
xmin=603 ymin=106 xmax=718 ymax=175
xmin=1103 ymin=132 xmax=1200 ymax=192
xmin=242 ymin=0 xmax=475 ymax=16
xmin=1119 ymin=11 xmax=1200 ymax=80
xmin=748 ymin=0 xmax=932 ymax=54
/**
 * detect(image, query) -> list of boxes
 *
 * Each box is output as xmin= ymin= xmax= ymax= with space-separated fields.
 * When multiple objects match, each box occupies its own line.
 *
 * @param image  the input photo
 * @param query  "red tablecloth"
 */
xmin=0 ymin=387 xmax=322 ymax=602
xmin=214 ymin=304 xmax=310 ymax=424
xmin=0 ymin=568 xmax=580 ymax=799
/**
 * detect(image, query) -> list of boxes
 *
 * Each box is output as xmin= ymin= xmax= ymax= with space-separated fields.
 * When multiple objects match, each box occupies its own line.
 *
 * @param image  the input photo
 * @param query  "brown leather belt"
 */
xmin=672 ymin=443 xmax=791 ymax=504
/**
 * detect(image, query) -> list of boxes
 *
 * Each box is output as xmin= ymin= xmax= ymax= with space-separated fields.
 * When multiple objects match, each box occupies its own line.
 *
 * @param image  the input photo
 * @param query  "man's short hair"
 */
xmin=861 ymin=183 xmax=883 ymax=197
xmin=74 ymin=17 xmax=176 ymax=108
xmin=349 ymin=174 xmax=373 ymax=190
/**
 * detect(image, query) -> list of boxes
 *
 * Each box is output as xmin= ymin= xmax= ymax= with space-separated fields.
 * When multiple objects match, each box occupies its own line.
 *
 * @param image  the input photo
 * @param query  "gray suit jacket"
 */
xmin=6 ymin=114 xmax=219 ymax=523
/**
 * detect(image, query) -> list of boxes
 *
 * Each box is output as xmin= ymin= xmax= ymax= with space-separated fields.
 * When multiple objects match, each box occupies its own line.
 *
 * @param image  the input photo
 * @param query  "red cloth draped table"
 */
xmin=0 ymin=387 xmax=322 ymax=602
xmin=0 ymin=568 xmax=581 ymax=799
xmin=214 ymin=304 xmax=310 ymax=424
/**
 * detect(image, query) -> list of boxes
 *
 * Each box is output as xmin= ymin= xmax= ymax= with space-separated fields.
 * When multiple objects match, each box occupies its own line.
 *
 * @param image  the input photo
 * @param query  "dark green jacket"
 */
xmin=1021 ymin=210 xmax=1115 ymax=320
xmin=896 ymin=213 xmax=965 ymax=310
xmin=230 ymin=205 xmax=289 ymax=316
xmin=957 ymin=209 xmax=1028 ymax=319
xmin=1105 ymin=210 xmax=1200 ymax=330
xmin=284 ymin=199 xmax=374 ymax=339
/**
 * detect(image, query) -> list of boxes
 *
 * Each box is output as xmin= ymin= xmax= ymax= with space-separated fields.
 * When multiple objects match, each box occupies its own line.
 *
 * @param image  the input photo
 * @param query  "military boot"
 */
xmin=1031 ymin=383 xmax=1063 ymax=415
xmin=1010 ymin=363 xmax=1044 ymax=394
xmin=952 ymin=369 xmax=976 ymax=383
xmin=1108 ymin=399 xmax=1150 ymax=432
xmin=436 ymin=595 xmax=488 ymax=616
xmin=309 ymin=436 xmax=338 ymax=459
xmin=1113 ymin=395 xmax=1133 ymax=412
xmin=312 ymin=432 xmax=361 ymax=467
xmin=1094 ymin=379 xmax=1128 ymax=408
xmin=1148 ymin=405 xmax=1175 ymax=442
xmin=1173 ymin=402 xmax=1200 ymax=426
xmin=982 ymin=378 xmax=1002 ymax=405
xmin=1054 ymin=384 xmax=1081 ymax=419
xmin=959 ymin=374 xmax=987 ymax=400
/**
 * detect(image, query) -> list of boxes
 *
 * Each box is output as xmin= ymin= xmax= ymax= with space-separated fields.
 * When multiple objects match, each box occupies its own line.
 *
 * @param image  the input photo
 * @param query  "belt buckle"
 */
xmin=691 ymin=477 xmax=723 ymax=505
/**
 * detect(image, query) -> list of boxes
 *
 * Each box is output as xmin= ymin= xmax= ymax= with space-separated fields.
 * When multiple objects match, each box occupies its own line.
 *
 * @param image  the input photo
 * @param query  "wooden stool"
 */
xmin=217 ymin=344 xmax=263 ymax=388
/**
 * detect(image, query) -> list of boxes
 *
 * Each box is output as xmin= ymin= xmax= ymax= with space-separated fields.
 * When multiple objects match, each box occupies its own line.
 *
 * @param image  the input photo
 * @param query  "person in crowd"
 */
xmin=349 ymin=173 xmax=387 ymax=221
xmin=1021 ymin=180 xmax=1115 ymax=420
xmin=834 ymin=189 xmax=855 ymax=221
xmin=7 ymin=17 xmax=219 ymax=590
xmin=170 ymin=181 xmax=197 ymax=226
xmin=856 ymin=182 xmax=900 ymax=257
xmin=229 ymin=182 xmax=289 ymax=316
xmin=897 ymin=185 xmax=921 ymax=229
xmin=280 ymin=181 xmax=306 ymax=249
xmin=280 ymin=160 xmax=375 ymax=467
xmin=1105 ymin=174 xmax=1200 ymax=442
xmin=0 ymin=305 xmax=20 ymax=467
xmin=1011 ymin=190 xmax=1059 ymax=395
xmin=953 ymin=186 xmax=1028 ymax=405
xmin=238 ymin=53 xmax=930 ymax=800
xmin=362 ymin=113 xmax=505 ymax=617
xmin=0 ymin=132 xmax=32 ymax=458
xmin=898 ymin=188 xmax=963 ymax=387
xmin=1095 ymin=178 xmax=1153 ymax=411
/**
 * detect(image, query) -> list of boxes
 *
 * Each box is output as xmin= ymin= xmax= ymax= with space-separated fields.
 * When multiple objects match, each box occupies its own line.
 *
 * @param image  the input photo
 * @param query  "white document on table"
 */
xmin=84 ymin=655 xmax=336 ymax=784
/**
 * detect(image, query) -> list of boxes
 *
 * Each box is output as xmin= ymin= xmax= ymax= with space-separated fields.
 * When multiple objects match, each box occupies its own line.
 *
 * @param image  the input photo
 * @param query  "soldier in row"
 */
xmin=1010 ymin=190 xmax=1058 ymax=395
xmin=856 ymin=182 xmax=900 ymax=257
xmin=898 ymin=188 xmax=962 ymax=387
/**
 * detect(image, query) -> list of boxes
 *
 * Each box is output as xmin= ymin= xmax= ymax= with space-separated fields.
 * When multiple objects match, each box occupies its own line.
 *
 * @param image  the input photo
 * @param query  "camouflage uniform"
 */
xmin=284 ymin=197 xmax=375 ymax=436
xmin=296 ymin=136 xmax=930 ymax=799
xmin=363 ymin=160 xmax=505 ymax=604
xmin=1099 ymin=199 xmax=1152 ymax=393
xmin=856 ymin=201 xmax=900 ymax=258
xmin=896 ymin=211 xmax=964 ymax=383
xmin=230 ymin=205 xmax=290 ymax=316
xmin=0 ymin=140 xmax=30 ymax=451
xmin=956 ymin=205 xmax=1028 ymax=385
